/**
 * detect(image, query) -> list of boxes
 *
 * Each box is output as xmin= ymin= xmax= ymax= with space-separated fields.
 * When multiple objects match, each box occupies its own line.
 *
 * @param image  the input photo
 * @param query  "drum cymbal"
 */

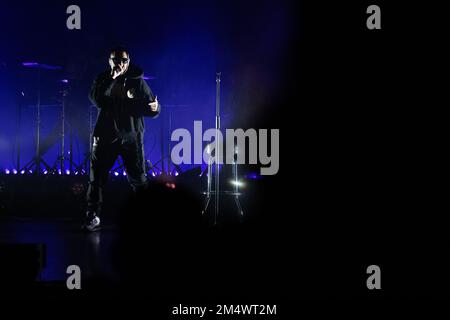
xmin=22 ymin=62 xmax=62 ymax=70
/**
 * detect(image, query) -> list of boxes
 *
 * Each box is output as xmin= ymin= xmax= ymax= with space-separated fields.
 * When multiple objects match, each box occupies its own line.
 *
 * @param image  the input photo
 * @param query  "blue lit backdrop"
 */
xmin=0 ymin=0 xmax=296 ymax=174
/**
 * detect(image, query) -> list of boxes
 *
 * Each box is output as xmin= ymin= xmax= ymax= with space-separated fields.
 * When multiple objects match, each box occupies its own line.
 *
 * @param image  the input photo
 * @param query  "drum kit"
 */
xmin=18 ymin=61 xmax=63 ymax=174
xmin=16 ymin=61 xmax=88 ymax=175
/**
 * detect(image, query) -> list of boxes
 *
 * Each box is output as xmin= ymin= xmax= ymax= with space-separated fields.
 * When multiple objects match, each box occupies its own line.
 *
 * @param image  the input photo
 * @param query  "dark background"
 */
xmin=292 ymin=0 xmax=446 ymax=299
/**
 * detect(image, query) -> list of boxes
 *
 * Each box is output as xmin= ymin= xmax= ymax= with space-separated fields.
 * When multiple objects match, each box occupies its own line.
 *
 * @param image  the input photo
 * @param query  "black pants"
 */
xmin=86 ymin=134 xmax=148 ymax=215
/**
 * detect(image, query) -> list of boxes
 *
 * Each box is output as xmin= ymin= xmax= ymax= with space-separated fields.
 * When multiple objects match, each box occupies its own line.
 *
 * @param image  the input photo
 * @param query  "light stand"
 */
xmin=214 ymin=72 xmax=221 ymax=224
xmin=58 ymin=82 xmax=67 ymax=172
xmin=202 ymin=72 xmax=244 ymax=224
xmin=16 ymin=91 xmax=24 ymax=171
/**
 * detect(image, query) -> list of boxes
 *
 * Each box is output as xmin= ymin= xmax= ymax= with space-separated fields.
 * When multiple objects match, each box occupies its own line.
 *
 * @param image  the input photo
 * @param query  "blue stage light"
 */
xmin=245 ymin=172 xmax=262 ymax=180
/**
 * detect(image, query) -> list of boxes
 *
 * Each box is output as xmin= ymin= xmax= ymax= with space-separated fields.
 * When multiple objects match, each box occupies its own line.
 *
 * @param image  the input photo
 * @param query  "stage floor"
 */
xmin=0 ymin=217 xmax=119 ymax=282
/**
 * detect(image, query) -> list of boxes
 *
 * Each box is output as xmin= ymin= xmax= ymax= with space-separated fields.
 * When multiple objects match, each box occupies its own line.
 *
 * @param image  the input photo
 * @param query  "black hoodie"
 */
xmin=89 ymin=64 xmax=161 ymax=141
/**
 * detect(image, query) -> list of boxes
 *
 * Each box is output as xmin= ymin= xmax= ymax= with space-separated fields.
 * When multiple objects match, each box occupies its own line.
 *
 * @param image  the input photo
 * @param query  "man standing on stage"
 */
xmin=83 ymin=47 xmax=160 ymax=231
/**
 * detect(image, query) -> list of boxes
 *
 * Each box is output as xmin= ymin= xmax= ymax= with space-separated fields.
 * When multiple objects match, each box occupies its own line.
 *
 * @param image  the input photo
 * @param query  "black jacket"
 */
xmin=89 ymin=64 xmax=161 ymax=140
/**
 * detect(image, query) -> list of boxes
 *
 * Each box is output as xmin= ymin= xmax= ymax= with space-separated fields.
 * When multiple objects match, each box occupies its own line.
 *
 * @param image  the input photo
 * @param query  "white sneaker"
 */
xmin=82 ymin=214 xmax=101 ymax=232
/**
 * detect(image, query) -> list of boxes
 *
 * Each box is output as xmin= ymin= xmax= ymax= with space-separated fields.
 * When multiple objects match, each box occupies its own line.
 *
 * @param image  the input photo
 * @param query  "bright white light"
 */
xmin=205 ymin=143 xmax=213 ymax=155
xmin=20 ymin=170 xmax=25 ymax=175
xmin=174 ymin=171 xmax=179 ymax=176
xmin=43 ymin=170 xmax=48 ymax=175
xmin=114 ymin=172 xmax=119 ymax=176
xmin=5 ymin=169 xmax=10 ymax=174
xmin=230 ymin=180 xmax=244 ymax=187
xmin=12 ymin=169 xmax=18 ymax=174
xmin=58 ymin=170 xmax=62 ymax=175
xmin=123 ymin=171 xmax=127 ymax=176
xmin=152 ymin=172 xmax=156 ymax=177
xmin=65 ymin=170 xmax=70 ymax=175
